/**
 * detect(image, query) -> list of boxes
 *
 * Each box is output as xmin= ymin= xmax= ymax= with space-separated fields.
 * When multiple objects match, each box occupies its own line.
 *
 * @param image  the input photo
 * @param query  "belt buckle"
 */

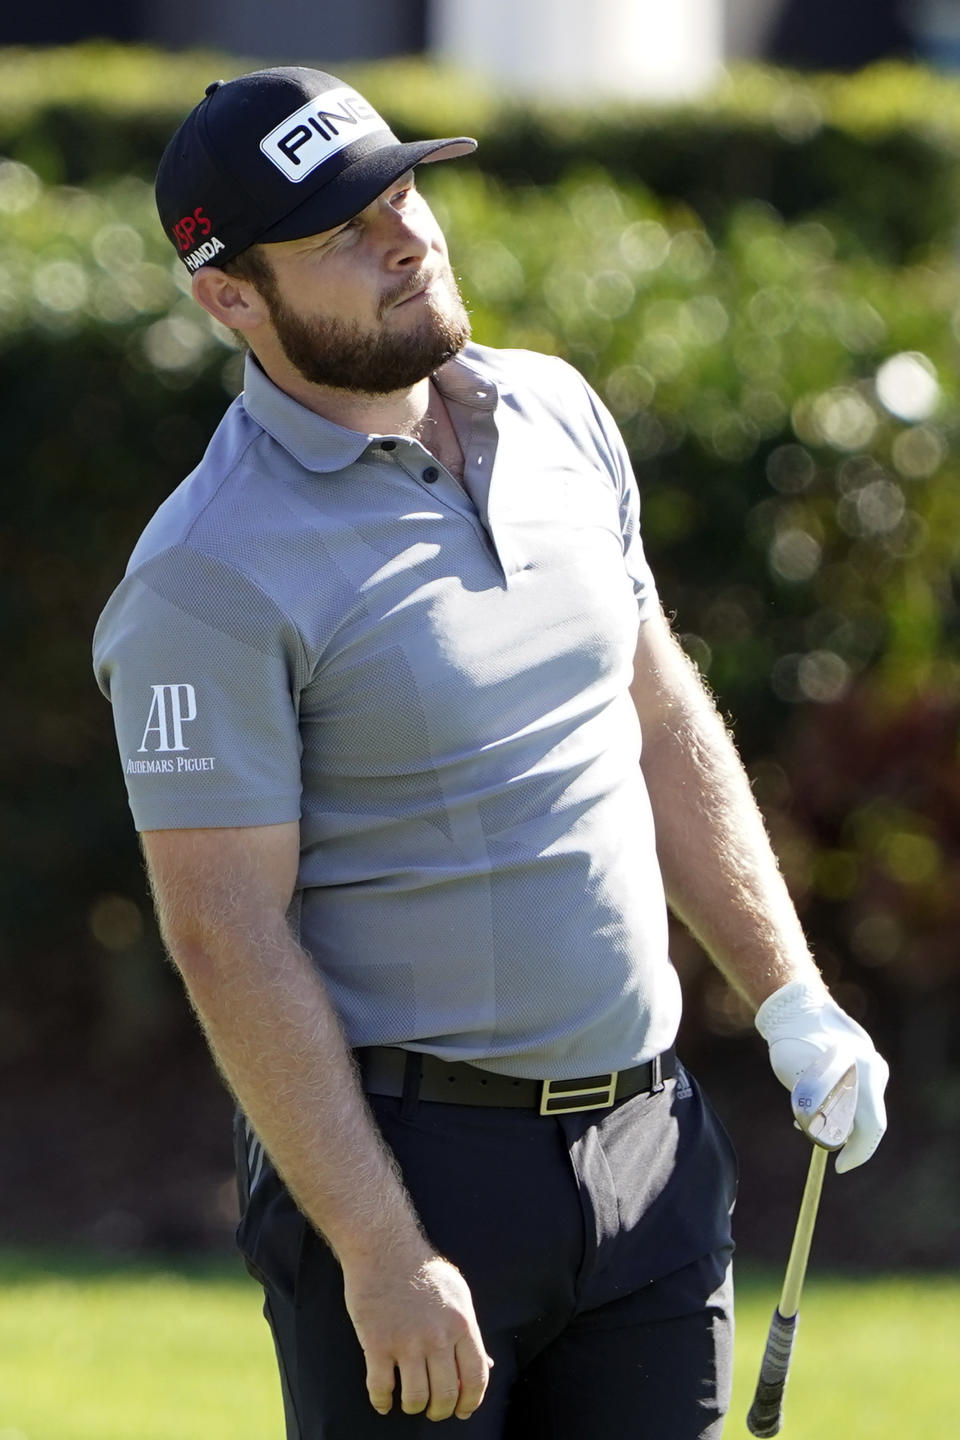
xmin=539 ymin=1072 xmax=618 ymax=1115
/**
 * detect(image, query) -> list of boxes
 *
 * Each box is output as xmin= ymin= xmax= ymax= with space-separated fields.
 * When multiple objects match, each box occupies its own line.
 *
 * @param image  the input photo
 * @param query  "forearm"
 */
xmin=141 ymin=824 xmax=489 ymax=1419
xmin=632 ymin=615 xmax=887 ymax=1168
xmin=637 ymin=644 xmax=825 ymax=1009
xmin=164 ymin=910 xmax=427 ymax=1268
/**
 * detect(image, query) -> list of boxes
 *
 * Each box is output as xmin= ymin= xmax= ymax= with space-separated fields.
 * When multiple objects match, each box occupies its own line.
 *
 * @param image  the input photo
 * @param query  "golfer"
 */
xmin=94 ymin=67 xmax=888 ymax=1439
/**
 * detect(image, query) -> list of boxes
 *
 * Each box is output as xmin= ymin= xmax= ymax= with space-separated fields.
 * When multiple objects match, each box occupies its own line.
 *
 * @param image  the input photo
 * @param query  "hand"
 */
xmin=342 ymin=1244 xmax=493 ymax=1421
xmin=755 ymin=979 xmax=889 ymax=1173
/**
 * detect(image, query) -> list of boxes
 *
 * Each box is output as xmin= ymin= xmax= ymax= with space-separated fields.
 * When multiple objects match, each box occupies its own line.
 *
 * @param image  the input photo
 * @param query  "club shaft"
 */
xmin=779 ymin=1144 xmax=827 ymax=1317
xmin=746 ymin=1143 xmax=829 ymax=1436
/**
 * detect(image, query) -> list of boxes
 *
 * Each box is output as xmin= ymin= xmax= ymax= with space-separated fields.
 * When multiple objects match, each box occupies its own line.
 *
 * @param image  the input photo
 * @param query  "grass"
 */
xmin=0 ymin=1251 xmax=282 ymax=1440
xmin=730 ymin=1271 xmax=959 ymax=1439
xmin=0 ymin=1252 xmax=955 ymax=1438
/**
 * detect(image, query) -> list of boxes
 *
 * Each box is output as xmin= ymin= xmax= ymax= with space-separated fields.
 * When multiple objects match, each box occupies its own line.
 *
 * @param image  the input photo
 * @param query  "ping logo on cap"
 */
xmin=260 ymin=86 xmax=389 ymax=183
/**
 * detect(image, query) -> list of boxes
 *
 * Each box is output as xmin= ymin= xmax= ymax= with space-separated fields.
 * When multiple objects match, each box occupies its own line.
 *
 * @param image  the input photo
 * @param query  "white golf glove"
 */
xmin=755 ymin=979 xmax=889 ymax=1173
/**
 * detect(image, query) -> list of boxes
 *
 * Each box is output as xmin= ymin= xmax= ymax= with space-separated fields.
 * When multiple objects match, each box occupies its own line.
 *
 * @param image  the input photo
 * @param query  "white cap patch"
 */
xmin=259 ymin=86 xmax=390 ymax=183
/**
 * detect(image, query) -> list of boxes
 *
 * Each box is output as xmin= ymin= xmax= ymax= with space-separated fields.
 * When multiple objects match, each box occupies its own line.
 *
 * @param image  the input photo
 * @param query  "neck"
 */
xmin=252 ymin=345 xmax=432 ymax=438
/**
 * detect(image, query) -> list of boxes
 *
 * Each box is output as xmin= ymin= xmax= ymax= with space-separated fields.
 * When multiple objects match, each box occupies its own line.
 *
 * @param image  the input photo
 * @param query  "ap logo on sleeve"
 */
xmin=139 ymin=682 xmax=197 ymax=752
xmin=127 ymin=683 xmax=215 ymax=775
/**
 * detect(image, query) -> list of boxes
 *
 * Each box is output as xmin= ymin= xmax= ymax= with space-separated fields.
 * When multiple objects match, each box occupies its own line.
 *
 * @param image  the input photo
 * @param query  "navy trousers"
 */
xmin=234 ymin=1062 xmax=737 ymax=1439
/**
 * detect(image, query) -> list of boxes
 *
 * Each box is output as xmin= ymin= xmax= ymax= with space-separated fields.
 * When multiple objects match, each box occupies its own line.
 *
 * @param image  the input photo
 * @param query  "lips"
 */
xmin=385 ymin=272 xmax=435 ymax=312
xmin=394 ymin=282 xmax=430 ymax=307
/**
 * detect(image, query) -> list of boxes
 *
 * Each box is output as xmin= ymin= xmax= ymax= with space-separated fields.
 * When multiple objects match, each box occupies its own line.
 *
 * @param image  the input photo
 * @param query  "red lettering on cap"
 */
xmin=171 ymin=207 xmax=213 ymax=252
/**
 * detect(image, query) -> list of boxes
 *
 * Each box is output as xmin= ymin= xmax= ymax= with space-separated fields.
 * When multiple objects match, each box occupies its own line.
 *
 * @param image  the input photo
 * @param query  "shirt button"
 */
xmin=380 ymin=440 xmax=397 ymax=451
xmin=422 ymin=466 xmax=439 ymax=483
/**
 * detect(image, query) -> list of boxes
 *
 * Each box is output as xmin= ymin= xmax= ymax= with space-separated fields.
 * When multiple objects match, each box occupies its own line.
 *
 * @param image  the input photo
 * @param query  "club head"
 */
xmin=791 ymin=1050 xmax=858 ymax=1151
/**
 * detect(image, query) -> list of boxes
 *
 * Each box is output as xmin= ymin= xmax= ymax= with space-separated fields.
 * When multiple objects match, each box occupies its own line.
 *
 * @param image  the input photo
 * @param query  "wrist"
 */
xmin=754 ymin=976 xmax=829 ymax=1034
xmin=336 ymin=1221 xmax=435 ymax=1276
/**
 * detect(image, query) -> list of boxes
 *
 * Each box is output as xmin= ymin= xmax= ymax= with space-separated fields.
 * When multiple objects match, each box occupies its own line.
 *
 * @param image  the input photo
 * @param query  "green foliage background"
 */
xmin=1 ymin=45 xmax=958 ymax=1264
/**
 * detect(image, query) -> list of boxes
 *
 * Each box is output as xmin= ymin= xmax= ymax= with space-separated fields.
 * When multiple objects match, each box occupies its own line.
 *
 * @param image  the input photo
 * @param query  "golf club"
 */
xmin=746 ymin=1050 xmax=859 ymax=1437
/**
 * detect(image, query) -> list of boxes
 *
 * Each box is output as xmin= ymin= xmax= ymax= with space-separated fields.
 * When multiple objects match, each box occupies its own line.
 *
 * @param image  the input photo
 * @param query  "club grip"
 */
xmin=746 ymin=1308 xmax=798 ymax=1437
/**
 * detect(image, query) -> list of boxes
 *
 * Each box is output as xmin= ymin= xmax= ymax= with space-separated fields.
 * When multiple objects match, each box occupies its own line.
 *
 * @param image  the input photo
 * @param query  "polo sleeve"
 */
xmin=93 ymin=546 xmax=305 ymax=831
xmin=614 ymin=455 xmax=659 ymax=621
xmin=574 ymin=370 xmax=660 ymax=621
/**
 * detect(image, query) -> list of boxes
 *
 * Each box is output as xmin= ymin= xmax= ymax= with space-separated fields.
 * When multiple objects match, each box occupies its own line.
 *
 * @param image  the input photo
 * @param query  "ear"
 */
xmin=192 ymin=267 xmax=268 ymax=334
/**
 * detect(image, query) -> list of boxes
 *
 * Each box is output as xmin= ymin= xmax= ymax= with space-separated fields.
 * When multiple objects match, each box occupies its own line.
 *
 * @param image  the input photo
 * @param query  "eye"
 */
xmin=324 ymin=216 xmax=362 ymax=246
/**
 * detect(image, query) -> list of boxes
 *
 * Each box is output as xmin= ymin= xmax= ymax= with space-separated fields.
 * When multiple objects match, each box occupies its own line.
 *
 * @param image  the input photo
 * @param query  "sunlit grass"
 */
xmin=0 ymin=1253 xmax=955 ymax=1438
xmin=0 ymin=1252 xmax=282 ymax=1440
xmin=729 ymin=1272 xmax=960 ymax=1439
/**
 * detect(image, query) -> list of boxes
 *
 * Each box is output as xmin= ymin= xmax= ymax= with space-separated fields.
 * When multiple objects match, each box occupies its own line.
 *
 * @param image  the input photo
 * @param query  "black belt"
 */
xmin=355 ymin=1046 xmax=677 ymax=1115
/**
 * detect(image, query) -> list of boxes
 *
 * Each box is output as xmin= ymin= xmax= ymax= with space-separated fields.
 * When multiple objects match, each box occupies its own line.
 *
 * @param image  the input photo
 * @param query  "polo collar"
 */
xmin=240 ymin=347 xmax=499 ymax=475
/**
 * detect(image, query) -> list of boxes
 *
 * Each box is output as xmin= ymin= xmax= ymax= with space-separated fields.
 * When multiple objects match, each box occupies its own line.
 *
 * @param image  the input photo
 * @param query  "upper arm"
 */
xmin=93 ymin=548 xmax=304 ymax=834
xmin=141 ymin=820 xmax=300 ymax=958
xmin=629 ymin=608 xmax=705 ymax=733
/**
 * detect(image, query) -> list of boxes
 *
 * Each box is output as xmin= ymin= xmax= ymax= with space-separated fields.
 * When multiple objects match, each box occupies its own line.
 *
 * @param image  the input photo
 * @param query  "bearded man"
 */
xmin=94 ymin=67 xmax=888 ymax=1440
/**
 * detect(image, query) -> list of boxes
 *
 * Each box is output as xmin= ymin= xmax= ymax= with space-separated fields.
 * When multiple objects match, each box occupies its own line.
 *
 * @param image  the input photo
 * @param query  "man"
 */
xmin=93 ymin=67 xmax=888 ymax=1439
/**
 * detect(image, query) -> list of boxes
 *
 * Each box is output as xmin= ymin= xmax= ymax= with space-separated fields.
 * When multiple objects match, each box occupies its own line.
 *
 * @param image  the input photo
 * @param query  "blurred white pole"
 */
xmin=724 ymin=0 xmax=781 ymax=59
xmin=428 ymin=0 xmax=724 ymax=102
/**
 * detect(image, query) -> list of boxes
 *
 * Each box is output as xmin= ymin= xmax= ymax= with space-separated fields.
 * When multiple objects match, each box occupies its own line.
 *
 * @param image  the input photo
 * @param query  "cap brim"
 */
xmin=256 ymin=136 xmax=476 ymax=247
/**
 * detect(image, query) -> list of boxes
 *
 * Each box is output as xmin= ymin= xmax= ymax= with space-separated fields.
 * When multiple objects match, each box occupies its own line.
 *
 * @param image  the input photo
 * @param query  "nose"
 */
xmin=378 ymin=196 xmax=433 ymax=271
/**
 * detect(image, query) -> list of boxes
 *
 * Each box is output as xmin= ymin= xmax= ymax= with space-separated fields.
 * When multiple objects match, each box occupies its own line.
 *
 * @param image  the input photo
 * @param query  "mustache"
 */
xmin=378 ymin=267 xmax=444 ymax=318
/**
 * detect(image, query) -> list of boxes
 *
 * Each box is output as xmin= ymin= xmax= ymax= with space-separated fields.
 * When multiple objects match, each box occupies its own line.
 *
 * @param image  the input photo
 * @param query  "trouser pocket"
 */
xmin=232 ymin=1106 xmax=306 ymax=1304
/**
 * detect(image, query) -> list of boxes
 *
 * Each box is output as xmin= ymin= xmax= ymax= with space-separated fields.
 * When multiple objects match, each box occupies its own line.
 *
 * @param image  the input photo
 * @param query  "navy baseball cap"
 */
xmin=155 ymin=66 xmax=477 ymax=273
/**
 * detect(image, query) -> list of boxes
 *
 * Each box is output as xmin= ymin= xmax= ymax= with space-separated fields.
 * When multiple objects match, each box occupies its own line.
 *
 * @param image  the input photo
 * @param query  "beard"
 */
xmin=262 ymin=264 xmax=471 ymax=395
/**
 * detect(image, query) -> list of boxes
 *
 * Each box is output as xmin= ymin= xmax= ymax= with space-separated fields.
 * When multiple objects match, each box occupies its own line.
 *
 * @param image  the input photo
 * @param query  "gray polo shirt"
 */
xmin=94 ymin=342 xmax=681 ymax=1078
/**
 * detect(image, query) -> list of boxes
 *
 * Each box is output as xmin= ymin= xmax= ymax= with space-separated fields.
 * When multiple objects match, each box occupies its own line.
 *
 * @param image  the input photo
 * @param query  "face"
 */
xmin=248 ymin=174 xmax=471 ymax=394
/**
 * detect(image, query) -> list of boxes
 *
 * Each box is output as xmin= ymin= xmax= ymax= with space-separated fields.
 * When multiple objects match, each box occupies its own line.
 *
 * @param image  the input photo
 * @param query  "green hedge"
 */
xmin=4 ymin=52 xmax=960 ymax=1260
xmin=2 ymin=149 xmax=959 ymax=1072
xmin=2 ymin=44 xmax=960 ymax=259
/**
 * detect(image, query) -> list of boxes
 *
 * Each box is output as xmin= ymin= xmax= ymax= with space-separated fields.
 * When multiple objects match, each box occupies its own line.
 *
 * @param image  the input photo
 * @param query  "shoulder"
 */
xmin=94 ymin=394 xmax=305 ymax=684
xmin=460 ymin=341 xmax=593 ymax=407
xmin=127 ymin=396 xmax=264 ymax=570
xmin=461 ymin=341 xmax=615 ymax=436
xmin=117 ymin=390 xmax=308 ymax=633
xmin=461 ymin=341 xmax=628 ymax=478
